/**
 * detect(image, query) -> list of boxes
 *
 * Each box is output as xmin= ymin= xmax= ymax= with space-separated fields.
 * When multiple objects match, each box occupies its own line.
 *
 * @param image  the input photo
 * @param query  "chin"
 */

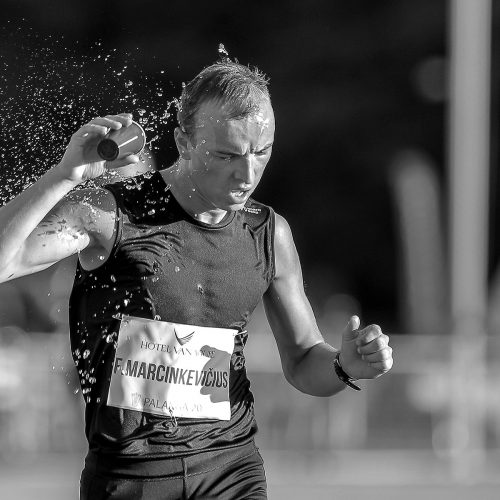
xmin=226 ymin=202 xmax=247 ymax=212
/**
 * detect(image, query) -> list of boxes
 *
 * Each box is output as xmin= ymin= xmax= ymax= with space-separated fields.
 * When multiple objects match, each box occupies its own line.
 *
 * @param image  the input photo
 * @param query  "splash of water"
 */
xmin=0 ymin=22 xmax=180 ymax=205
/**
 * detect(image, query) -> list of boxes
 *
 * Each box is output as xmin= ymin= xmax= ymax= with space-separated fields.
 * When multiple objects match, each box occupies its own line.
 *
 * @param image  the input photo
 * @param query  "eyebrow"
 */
xmin=214 ymin=142 xmax=274 ymax=155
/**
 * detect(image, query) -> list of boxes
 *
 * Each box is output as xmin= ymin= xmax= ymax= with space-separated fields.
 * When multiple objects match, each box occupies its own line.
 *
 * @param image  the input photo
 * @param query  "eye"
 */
xmin=255 ymin=147 xmax=272 ymax=156
xmin=214 ymin=153 xmax=234 ymax=161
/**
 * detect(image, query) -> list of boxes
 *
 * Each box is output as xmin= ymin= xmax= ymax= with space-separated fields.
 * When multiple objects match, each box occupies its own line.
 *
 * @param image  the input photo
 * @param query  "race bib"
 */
xmin=107 ymin=315 xmax=237 ymax=420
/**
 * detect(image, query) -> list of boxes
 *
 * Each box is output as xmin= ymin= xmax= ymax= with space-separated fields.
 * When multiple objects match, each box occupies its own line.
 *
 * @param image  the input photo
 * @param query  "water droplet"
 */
xmin=174 ymin=266 xmax=180 ymax=272
xmin=106 ymin=334 xmax=114 ymax=343
xmin=83 ymin=349 xmax=90 ymax=359
xmin=197 ymin=284 xmax=204 ymax=294
xmin=110 ymin=275 xmax=116 ymax=282
xmin=218 ymin=43 xmax=229 ymax=57
xmin=154 ymin=315 xmax=161 ymax=321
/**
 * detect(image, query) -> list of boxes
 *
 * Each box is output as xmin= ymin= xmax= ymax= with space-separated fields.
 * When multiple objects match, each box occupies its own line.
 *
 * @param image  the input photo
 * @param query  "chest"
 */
xmin=111 ymin=217 xmax=270 ymax=327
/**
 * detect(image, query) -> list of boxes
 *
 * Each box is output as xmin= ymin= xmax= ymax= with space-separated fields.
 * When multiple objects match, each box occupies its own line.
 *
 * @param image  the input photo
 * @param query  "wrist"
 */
xmin=334 ymin=352 xmax=361 ymax=391
xmin=338 ymin=352 xmax=357 ymax=380
xmin=51 ymin=162 xmax=83 ymax=188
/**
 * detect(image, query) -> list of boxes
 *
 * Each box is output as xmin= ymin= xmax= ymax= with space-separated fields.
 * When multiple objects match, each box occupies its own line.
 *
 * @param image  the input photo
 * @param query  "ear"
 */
xmin=174 ymin=127 xmax=192 ymax=161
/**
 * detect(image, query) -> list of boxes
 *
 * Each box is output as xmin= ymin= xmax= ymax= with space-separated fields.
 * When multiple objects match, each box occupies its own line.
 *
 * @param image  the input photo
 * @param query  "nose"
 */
xmin=233 ymin=155 xmax=255 ymax=186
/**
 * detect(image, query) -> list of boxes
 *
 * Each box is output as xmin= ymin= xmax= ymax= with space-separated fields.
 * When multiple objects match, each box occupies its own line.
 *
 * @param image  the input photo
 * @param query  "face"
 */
xmin=177 ymin=98 xmax=275 ymax=212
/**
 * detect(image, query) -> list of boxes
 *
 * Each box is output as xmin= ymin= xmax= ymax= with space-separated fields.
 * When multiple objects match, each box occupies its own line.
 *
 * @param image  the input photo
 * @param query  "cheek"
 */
xmin=191 ymin=151 xmax=213 ymax=171
xmin=255 ymin=159 xmax=269 ymax=177
xmin=193 ymin=165 xmax=229 ymax=190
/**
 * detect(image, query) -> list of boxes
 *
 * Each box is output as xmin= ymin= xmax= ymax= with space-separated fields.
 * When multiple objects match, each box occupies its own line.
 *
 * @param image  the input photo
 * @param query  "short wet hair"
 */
xmin=177 ymin=59 xmax=270 ymax=138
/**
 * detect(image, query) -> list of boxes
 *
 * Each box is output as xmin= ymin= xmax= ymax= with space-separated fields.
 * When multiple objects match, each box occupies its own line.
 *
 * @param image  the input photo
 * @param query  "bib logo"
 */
xmin=174 ymin=328 xmax=195 ymax=346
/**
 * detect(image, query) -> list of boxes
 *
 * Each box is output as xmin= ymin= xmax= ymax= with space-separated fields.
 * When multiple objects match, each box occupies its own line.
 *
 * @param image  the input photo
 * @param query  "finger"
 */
xmin=88 ymin=116 xmax=126 ymax=131
xmin=106 ymin=154 xmax=140 ymax=169
xmin=357 ymin=334 xmax=389 ymax=355
xmin=356 ymin=324 xmax=383 ymax=346
xmin=367 ymin=357 xmax=393 ymax=373
xmin=342 ymin=315 xmax=361 ymax=342
xmin=104 ymin=113 xmax=134 ymax=127
xmin=360 ymin=346 xmax=393 ymax=363
xmin=109 ymin=112 xmax=133 ymax=119
xmin=74 ymin=123 xmax=110 ymax=139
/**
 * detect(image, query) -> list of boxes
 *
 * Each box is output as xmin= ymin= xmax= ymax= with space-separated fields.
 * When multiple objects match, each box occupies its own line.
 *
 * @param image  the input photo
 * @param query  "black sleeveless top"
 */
xmin=69 ymin=170 xmax=275 ymax=459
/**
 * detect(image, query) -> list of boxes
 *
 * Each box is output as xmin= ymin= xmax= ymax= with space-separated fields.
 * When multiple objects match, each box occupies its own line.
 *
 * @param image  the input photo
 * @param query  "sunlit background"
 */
xmin=1 ymin=0 xmax=500 ymax=498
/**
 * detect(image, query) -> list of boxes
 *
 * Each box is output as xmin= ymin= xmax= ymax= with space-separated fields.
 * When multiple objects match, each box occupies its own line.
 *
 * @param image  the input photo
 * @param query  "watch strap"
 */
xmin=333 ymin=351 xmax=361 ymax=391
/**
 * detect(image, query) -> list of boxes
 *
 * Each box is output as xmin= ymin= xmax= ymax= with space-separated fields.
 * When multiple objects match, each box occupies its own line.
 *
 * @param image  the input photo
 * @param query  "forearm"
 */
xmin=0 ymin=165 xmax=79 ymax=279
xmin=283 ymin=342 xmax=348 ymax=397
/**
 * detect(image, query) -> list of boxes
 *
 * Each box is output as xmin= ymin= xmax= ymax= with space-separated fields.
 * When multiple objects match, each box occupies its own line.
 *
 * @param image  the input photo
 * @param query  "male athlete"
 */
xmin=0 ymin=60 xmax=393 ymax=499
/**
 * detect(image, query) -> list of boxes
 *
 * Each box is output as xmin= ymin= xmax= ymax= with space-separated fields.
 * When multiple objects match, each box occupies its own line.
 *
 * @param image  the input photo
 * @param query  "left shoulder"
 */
xmin=273 ymin=212 xmax=293 ymax=241
xmin=271 ymin=212 xmax=300 ymax=280
xmin=241 ymin=198 xmax=274 ymax=229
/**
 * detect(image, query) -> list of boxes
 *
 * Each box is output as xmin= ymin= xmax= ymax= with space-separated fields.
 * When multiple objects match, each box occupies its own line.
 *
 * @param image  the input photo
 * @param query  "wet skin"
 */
xmin=167 ymin=99 xmax=275 ymax=224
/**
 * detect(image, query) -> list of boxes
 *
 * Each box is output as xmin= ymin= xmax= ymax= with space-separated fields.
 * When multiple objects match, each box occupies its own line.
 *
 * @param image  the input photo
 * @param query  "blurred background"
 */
xmin=1 ymin=0 xmax=500 ymax=498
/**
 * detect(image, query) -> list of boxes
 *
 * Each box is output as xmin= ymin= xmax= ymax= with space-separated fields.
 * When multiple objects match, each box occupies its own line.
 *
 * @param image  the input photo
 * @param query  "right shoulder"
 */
xmin=57 ymin=186 xmax=118 ymax=240
xmin=64 ymin=186 xmax=116 ymax=209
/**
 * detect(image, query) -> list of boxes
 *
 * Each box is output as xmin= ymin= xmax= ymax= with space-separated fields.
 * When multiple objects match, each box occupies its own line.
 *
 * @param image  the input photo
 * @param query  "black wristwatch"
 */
xmin=333 ymin=352 xmax=361 ymax=391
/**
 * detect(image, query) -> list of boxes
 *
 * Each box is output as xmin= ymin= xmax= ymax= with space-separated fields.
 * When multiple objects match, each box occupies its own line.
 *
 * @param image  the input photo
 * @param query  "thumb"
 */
xmin=342 ymin=315 xmax=360 ymax=342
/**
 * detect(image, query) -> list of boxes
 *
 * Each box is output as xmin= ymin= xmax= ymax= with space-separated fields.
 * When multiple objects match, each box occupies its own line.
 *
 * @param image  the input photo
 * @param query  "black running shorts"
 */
xmin=80 ymin=441 xmax=267 ymax=499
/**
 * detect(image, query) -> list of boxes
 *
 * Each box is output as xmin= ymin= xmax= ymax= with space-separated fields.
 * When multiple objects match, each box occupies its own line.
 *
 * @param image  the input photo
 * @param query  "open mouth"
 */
xmin=231 ymin=188 xmax=250 ymax=198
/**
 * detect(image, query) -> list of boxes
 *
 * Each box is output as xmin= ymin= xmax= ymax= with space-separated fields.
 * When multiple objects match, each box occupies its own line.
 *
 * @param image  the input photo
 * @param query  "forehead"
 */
xmin=192 ymin=99 xmax=275 ymax=147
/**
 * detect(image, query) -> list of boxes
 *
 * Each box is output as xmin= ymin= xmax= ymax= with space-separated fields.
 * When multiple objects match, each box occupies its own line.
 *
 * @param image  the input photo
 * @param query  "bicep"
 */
xmin=263 ymin=214 xmax=324 ymax=374
xmin=11 ymin=189 xmax=114 ymax=280
xmin=19 ymin=206 xmax=91 ymax=273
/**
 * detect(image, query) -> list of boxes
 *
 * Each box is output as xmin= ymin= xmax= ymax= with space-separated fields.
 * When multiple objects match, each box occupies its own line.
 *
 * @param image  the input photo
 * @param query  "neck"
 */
xmin=161 ymin=161 xmax=228 ymax=225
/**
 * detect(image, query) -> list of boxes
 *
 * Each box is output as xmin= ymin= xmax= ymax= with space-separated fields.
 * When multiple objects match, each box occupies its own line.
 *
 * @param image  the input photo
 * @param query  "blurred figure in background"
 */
xmin=0 ymin=60 xmax=392 ymax=499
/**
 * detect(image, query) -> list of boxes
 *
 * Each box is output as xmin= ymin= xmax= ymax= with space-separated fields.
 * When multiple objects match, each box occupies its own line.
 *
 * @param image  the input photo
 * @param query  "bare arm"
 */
xmin=263 ymin=214 xmax=393 ymax=397
xmin=0 ymin=114 xmax=139 ymax=282
xmin=0 ymin=168 xmax=83 ymax=281
xmin=0 ymin=186 xmax=119 ymax=282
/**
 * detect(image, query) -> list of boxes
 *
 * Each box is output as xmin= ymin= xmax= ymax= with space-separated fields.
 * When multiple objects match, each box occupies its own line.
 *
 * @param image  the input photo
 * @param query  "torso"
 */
xmin=69 ymin=169 xmax=276 ymax=459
